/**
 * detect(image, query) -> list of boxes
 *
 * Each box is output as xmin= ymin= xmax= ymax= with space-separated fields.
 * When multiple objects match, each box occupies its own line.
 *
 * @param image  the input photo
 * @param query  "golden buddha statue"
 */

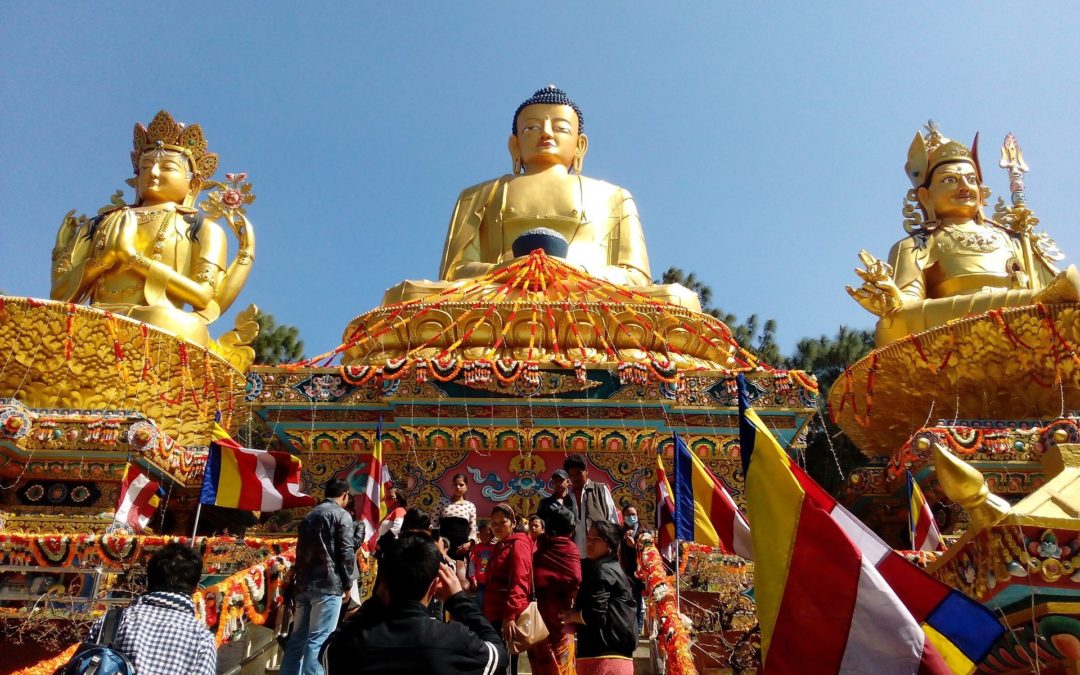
xmin=50 ymin=111 xmax=255 ymax=347
xmin=382 ymin=86 xmax=700 ymax=311
xmin=847 ymin=122 xmax=1080 ymax=346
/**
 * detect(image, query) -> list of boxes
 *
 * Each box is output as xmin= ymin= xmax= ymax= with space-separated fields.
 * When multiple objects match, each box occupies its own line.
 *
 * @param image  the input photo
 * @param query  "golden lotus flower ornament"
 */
xmin=200 ymin=172 xmax=256 ymax=224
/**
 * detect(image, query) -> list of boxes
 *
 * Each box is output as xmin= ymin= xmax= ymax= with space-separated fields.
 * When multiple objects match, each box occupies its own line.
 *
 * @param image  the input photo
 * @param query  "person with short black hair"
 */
xmin=467 ymin=521 xmax=496 ymax=608
xmin=323 ymin=534 xmax=509 ymax=675
xmin=85 ymin=542 xmax=216 ymax=674
xmin=401 ymin=506 xmax=432 ymax=536
xmin=282 ymin=478 xmax=357 ymax=675
xmin=537 ymin=469 xmax=574 ymax=529
xmin=527 ymin=515 xmax=545 ymax=545
xmin=563 ymin=454 xmax=619 ymax=557
xmin=619 ymin=504 xmax=645 ymax=635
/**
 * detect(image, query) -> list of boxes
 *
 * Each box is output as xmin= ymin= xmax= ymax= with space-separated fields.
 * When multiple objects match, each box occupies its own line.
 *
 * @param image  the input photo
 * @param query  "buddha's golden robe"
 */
xmin=876 ymin=221 xmax=1074 ymax=344
xmin=382 ymin=174 xmax=701 ymax=311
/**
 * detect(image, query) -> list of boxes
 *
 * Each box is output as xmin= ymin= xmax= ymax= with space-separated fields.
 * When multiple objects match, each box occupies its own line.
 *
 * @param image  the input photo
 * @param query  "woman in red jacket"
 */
xmin=483 ymin=503 xmax=533 ymax=675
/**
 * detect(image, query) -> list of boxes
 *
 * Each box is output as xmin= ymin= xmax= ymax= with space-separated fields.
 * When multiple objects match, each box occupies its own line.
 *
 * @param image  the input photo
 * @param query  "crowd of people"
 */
xmin=68 ymin=455 xmax=647 ymax=675
xmin=288 ymin=453 xmax=648 ymax=675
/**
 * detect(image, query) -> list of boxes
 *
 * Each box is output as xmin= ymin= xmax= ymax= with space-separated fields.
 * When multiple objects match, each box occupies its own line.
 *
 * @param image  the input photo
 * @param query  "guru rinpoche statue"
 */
xmin=382 ymin=86 xmax=699 ymax=311
xmin=847 ymin=122 xmax=1080 ymax=346
xmin=50 ymin=111 xmax=255 ymax=347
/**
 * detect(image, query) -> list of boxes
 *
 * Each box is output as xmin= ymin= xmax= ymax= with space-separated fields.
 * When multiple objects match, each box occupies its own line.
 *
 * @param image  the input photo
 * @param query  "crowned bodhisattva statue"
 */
xmin=847 ymin=122 xmax=1080 ymax=346
xmin=381 ymin=86 xmax=700 ymax=311
xmin=50 ymin=111 xmax=255 ymax=347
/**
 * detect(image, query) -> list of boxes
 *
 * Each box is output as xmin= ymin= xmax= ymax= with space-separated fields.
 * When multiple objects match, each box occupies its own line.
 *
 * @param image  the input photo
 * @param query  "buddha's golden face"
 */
xmin=918 ymin=161 xmax=983 ymax=220
xmin=510 ymin=104 xmax=586 ymax=172
xmin=136 ymin=150 xmax=194 ymax=206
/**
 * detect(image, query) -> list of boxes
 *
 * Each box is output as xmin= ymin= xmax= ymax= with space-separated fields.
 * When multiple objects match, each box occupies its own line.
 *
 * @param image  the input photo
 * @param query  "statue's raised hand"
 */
xmin=54 ymin=210 xmax=80 ymax=253
xmin=846 ymin=250 xmax=903 ymax=317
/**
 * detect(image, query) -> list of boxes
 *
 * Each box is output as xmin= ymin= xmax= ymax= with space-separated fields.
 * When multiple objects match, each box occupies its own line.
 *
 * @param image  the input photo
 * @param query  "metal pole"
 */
xmin=190 ymin=501 xmax=204 ymax=544
xmin=674 ymin=538 xmax=681 ymax=611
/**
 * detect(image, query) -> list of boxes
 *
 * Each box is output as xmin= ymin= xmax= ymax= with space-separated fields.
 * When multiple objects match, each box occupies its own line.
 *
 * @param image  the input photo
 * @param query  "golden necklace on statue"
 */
xmin=137 ymin=209 xmax=173 ymax=262
xmin=942 ymin=225 xmax=1004 ymax=253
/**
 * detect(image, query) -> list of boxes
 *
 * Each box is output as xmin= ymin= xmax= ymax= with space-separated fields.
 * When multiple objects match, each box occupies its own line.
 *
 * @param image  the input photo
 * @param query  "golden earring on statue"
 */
xmin=572 ymin=154 xmax=583 ymax=173
xmin=513 ymin=157 xmax=522 ymax=174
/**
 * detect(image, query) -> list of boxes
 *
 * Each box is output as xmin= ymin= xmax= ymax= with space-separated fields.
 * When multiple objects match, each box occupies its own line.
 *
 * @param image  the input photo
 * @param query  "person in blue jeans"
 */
xmin=282 ymin=479 xmax=357 ymax=675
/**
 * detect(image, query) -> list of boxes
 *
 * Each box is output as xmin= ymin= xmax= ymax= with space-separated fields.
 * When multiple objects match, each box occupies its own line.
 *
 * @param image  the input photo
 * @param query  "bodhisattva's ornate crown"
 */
xmin=905 ymin=120 xmax=980 ymax=189
xmin=131 ymin=110 xmax=219 ymax=179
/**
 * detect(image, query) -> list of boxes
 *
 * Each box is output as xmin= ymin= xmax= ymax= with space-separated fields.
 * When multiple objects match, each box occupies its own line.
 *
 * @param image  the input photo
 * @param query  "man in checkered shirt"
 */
xmin=88 ymin=542 xmax=217 ymax=675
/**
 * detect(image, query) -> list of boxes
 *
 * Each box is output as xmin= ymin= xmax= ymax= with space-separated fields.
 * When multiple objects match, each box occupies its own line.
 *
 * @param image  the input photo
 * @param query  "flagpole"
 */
xmin=190 ymin=501 xmax=203 ymax=544
xmin=674 ymin=538 xmax=681 ymax=612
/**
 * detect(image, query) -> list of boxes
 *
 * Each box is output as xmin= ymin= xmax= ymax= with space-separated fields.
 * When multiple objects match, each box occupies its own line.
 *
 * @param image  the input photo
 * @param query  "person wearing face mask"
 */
xmin=618 ymin=506 xmax=644 ymax=636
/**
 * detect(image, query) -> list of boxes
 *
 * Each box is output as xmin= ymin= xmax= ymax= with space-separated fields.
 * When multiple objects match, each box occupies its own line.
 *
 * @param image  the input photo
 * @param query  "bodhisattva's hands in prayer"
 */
xmin=846 ymin=249 xmax=904 ymax=317
xmin=115 ymin=214 xmax=140 ymax=268
xmin=434 ymin=562 xmax=463 ymax=601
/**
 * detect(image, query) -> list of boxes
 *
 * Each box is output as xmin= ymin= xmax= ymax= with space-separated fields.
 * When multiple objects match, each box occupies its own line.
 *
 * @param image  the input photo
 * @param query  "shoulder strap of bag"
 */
xmin=97 ymin=607 xmax=124 ymax=646
xmin=528 ymin=543 xmax=538 ymax=602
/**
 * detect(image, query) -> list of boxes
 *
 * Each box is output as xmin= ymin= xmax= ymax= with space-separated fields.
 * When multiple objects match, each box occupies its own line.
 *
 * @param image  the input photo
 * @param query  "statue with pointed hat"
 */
xmin=846 ymin=121 xmax=1080 ymax=346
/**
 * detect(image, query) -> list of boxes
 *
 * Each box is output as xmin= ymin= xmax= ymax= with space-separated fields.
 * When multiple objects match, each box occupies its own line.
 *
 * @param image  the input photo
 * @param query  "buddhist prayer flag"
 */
xmin=737 ymin=374 xmax=1003 ymax=674
xmin=200 ymin=424 xmax=315 ymax=511
xmin=908 ymin=470 xmax=945 ymax=552
xmin=356 ymin=419 xmax=394 ymax=546
xmin=655 ymin=451 xmax=677 ymax=560
xmin=671 ymin=432 xmax=752 ymax=558
xmin=115 ymin=463 xmax=162 ymax=532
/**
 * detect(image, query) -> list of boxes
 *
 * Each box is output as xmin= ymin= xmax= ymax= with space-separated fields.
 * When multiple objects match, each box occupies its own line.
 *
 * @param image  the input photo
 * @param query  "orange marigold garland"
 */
xmin=640 ymin=543 xmax=697 ymax=675
xmin=12 ymin=643 xmax=80 ymax=675
xmin=193 ymin=548 xmax=296 ymax=645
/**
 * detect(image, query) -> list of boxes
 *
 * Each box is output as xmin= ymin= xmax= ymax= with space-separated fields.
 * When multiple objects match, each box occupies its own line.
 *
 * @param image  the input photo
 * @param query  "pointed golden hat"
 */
xmin=905 ymin=120 xmax=980 ymax=188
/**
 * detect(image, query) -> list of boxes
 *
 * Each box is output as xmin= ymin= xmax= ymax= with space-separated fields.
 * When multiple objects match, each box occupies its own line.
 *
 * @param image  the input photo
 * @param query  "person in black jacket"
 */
xmin=282 ymin=479 xmax=357 ymax=675
xmin=323 ymin=534 xmax=509 ymax=675
xmin=562 ymin=520 xmax=637 ymax=674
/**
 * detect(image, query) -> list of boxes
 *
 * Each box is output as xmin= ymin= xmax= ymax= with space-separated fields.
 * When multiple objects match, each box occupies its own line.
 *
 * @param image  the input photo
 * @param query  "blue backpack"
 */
xmin=55 ymin=607 xmax=136 ymax=675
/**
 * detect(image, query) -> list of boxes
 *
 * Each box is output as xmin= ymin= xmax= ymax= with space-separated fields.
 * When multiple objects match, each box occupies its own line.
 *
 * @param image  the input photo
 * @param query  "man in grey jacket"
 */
xmin=282 ymin=478 xmax=356 ymax=675
xmin=564 ymin=454 xmax=620 ymax=557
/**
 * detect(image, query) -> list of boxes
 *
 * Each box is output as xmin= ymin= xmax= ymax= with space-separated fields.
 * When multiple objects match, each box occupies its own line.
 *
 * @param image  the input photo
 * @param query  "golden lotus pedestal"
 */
xmin=831 ymin=302 xmax=1080 ymax=458
xmin=249 ymin=253 xmax=819 ymax=528
xmin=832 ymin=302 xmax=1080 ymax=540
xmin=0 ymin=296 xmax=247 ymax=532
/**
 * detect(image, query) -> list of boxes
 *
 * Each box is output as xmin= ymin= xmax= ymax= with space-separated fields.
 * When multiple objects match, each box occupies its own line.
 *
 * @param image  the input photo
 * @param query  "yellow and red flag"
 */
xmin=738 ymin=374 xmax=1002 ymax=674
xmin=907 ymin=471 xmax=944 ymax=552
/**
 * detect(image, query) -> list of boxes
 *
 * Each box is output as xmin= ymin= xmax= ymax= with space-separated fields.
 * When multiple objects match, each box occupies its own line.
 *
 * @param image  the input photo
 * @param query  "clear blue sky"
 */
xmin=4 ymin=3 xmax=1079 ymax=360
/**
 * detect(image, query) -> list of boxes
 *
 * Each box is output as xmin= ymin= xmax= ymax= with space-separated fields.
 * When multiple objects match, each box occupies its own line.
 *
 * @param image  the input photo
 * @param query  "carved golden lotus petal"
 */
xmin=340 ymin=300 xmax=739 ymax=370
xmin=0 ymin=296 xmax=245 ymax=446
xmin=829 ymin=302 xmax=1080 ymax=457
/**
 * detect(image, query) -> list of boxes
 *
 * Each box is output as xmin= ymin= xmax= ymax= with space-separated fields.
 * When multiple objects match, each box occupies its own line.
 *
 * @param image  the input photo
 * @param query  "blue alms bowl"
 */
xmin=512 ymin=228 xmax=570 ymax=259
